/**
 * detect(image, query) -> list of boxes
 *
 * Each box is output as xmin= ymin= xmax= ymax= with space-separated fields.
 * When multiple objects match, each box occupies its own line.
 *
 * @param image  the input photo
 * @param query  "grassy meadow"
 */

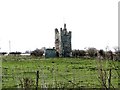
xmin=1 ymin=56 xmax=119 ymax=88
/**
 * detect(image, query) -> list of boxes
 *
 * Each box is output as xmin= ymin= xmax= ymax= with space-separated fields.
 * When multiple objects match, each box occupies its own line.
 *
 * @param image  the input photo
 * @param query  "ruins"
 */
xmin=45 ymin=23 xmax=72 ymax=58
xmin=55 ymin=24 xmax=72 ymax=57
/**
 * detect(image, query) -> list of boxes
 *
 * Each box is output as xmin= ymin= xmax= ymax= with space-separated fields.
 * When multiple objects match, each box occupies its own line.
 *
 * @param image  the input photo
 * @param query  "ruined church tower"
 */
xmin=55 ymin=24 xmax=72 ymax=57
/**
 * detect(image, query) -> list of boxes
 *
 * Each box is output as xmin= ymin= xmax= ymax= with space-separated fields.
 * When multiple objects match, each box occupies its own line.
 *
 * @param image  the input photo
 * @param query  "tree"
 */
xmin=72 ymin=49 xmax=86 ymax=58
xmin=9 ymin=52 xmax=21 ymax=55
xmin=106 ymin=50 xmax=113 ymax=60
xmin=72 ymin=50 xmax=79 ymax=57
xmin=114 ymin=50 xmax=120 ymax=61
xmin=78 ymin=50 xmax=86 ymax=57
xmin=87 ymin=47 xmax=97 ymax=58
xmin=0 ymin=52 xmax=7 ymax=55
xmin=31 ymin=49 xmax=44 ymax=57
xmin=98 ymin=49 xmax=105 ymax=59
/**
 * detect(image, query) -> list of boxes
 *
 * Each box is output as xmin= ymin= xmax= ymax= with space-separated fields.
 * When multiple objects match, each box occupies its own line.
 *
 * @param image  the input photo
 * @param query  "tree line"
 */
xmin=0 ymin=47 xmax=120 ymax=60
xmin=72 ymin=47 xmax=120 ymax=60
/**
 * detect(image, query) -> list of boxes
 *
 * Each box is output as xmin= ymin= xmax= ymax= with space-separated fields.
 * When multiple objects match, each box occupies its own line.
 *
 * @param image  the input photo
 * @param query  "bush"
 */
xmin=72 ymin=50 xmax=86 ymax=57
xmin=31 ymin=49 xmax=44 ymax=57
xmin=0 ymin=52 xmax=7 ymax=55
xmin=9 ymin=52 xmax=21 ymax=55
xmin=99 ymin=49 xmax=105 ymax=57
xmin=78 ymin=50 xmax=86 ymax=57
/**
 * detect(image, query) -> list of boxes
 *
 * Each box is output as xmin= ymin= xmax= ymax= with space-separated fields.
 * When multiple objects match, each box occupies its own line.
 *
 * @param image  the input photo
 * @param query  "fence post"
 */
xmin=36 ymin=70 xmax=39 ymax=90
xmin=108 ymin=69 xmax=111 ymax=89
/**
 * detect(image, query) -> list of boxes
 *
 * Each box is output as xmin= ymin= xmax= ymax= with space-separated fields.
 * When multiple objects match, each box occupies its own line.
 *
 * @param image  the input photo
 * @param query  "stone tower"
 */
xmin=55 ymin=24 xmax=72 ymax=57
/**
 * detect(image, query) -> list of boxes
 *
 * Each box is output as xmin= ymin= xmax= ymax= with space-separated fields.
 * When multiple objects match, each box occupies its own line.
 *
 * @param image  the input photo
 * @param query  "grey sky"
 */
xmin=0 ymin=0 xmax=118 ymax=52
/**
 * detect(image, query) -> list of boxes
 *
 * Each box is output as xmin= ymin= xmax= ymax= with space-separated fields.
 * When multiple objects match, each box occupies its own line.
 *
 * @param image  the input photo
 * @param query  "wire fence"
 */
xmin=2 ymin=63 xmax=119 ymax=89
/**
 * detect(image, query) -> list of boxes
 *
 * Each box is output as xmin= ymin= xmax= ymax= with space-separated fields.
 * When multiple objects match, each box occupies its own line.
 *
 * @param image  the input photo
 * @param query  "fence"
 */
xmin=2 ymin=69 xmax=99 ymax=88
xmin=1 ymin=56 xmax=119 ymax=89
xmin=0 ymin=56 xmax=2 ymax=90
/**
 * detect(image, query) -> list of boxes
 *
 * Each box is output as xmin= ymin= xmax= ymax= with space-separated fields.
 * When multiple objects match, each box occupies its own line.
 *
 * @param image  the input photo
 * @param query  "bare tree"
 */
xmin=87 ymin=47 xmax=97 ymax=58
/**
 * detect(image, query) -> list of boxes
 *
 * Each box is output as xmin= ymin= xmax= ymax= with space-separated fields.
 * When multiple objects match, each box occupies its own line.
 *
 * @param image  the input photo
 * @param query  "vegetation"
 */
xmin=2 ymin=56 xmax=119 ymax=89
xmin=31 ymin=49 xmax=44 ymax=57
xmin=72 ymin=50 xmax=86 ymax=57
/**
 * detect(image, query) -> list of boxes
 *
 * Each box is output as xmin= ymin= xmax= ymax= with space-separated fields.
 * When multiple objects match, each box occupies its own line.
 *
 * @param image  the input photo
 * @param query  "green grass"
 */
xmin=2 ymin=56 xmax=119 ymax=88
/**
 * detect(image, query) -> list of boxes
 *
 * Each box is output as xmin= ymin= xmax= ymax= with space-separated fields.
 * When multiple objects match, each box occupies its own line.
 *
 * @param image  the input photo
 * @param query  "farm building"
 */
xmin=45 ymin=48 xmax=56 ymax=58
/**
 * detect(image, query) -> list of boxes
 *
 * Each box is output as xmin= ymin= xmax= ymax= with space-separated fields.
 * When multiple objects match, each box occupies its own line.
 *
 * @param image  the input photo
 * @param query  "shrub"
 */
xmin=9 ymin=52 xmax=21 ymax=55
xmin=78 ymin=50 xmax=86 ymax=57
xmin=31 ymin=49 xmax=44 ymax=57
xmin=0 ymin=52 xmax=7 ymax=55
xmin=72 ymin=50 xmax=86 ymax=58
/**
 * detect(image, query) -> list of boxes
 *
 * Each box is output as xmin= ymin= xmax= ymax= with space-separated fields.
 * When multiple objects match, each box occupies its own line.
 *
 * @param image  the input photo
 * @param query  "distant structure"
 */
xmin=45 ymin=48 xmax=56 ymax=58
xmin=45 ymin=23 xmax=72 ymax=58
xmin=55 ymin=24 xmax=72 ymax=57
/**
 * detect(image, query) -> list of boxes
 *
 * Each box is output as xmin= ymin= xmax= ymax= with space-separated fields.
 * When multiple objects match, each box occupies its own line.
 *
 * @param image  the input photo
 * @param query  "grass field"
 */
xmin=1 ymin=56 xmax=119 ymax=88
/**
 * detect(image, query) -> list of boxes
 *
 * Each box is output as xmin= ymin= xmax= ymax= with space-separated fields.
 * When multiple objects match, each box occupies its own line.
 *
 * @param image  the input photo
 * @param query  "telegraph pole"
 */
xmin=118 ymin=2 xmax=120 ymax=88
xmin=9 ymin=40 xmax=11 ymax=53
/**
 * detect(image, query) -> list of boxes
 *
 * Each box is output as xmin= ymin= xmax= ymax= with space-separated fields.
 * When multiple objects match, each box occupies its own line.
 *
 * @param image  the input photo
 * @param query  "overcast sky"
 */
xmin=0 ymin=0 xmax=119 ymax=52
